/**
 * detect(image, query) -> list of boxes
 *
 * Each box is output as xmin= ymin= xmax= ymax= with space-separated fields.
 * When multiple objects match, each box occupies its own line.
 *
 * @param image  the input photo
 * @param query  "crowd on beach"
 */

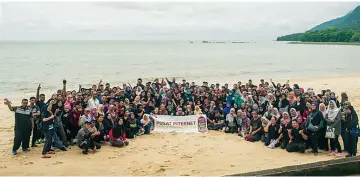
xmin=3 ymin=78 xmax=359 ymax=158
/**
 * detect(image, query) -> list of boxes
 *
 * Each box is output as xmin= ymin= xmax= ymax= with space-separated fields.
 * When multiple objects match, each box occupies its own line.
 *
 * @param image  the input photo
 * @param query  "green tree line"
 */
xmin=277 ymin=27 xmax=360 ymax=42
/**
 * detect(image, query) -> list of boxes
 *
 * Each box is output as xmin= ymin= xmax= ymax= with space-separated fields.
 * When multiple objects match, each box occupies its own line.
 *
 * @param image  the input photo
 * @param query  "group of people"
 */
xmin=4 ymin=77 xmax=359 ymax=158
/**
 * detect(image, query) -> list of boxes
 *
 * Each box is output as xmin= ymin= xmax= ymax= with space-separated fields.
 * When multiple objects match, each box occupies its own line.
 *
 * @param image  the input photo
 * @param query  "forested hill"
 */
xmin=277 ymin=5 xmax=360 ymax=42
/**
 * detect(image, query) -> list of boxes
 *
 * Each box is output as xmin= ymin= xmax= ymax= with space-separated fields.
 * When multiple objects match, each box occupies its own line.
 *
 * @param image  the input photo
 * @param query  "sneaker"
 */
xmin=335 ymin=152 xmax=343 ymax=157
xmin=329 ymin=150 xmax=335 ymax=156
xmin=59 ymin=147 xmax=67 ymax=151
xmin=82 ymin=151 xmax=88 ymax=155
xmin=22 ymin=148 xmax=30 ymax=152
xmin=36 ymin=140 xmax=41 ymax=144
xmin=12 ymin=150 xmax=17 ymax=155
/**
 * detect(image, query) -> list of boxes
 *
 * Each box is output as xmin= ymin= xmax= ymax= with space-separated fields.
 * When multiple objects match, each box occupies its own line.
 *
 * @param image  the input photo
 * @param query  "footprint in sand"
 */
xmin=108 ymin=156 xmax=116 ymax=159
xmin=52 ymin=161 xmax=63 ymax=165
xmin=23 ymin=161 xmax=34 ymax=165
xmin=155 ymin=167 xmax=166 ymax=173
xmin=0 ymin=166 xmax=6 ymax=169
xmin=230 ymin=165 xmax=235 ymax=167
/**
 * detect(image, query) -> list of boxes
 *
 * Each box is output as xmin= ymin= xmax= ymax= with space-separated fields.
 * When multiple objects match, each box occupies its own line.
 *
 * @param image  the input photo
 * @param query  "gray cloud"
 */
xmin=0 ymin=1 xmax=359 ymax=41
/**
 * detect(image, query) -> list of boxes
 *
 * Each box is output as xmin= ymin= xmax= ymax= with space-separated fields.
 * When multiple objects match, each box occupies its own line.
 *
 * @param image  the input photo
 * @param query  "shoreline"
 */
xmin=0 ymin=74 xmax=359 ymax=175
xmin=287 ymin=41 xmax=360 ymax=46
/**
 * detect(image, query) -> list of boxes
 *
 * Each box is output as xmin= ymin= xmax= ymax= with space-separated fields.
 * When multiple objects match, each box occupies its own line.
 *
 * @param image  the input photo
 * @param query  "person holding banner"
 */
xmin=141 ymin=114 xmax=152 ymax=135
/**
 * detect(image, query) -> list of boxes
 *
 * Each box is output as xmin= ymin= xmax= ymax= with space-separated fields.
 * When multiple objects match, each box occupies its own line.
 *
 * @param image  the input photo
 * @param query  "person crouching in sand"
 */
xmin=76 ymin=119 xmax=101 ymax=155
xmin=108 ymin=118 xmax=129 ymax=147
xmin=286 ymin=120 xmax=308 ymax=153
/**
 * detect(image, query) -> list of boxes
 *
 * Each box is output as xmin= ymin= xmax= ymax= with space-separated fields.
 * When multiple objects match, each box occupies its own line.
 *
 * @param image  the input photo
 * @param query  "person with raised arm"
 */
xmin=4 ymin=98 xmax=32 ymax=155
xmin=29 ymin=97 xmax=41 ymax=147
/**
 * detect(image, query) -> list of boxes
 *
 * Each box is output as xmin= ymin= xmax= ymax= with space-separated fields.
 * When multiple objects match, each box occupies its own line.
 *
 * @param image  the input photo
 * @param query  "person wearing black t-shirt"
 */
xmin=264 ymin=117 xmax=281 ymax=148
xmin=245 ymin=111 xmax=262 ymax=142
xmin=286 ymin=120 xmax=308 ymax=153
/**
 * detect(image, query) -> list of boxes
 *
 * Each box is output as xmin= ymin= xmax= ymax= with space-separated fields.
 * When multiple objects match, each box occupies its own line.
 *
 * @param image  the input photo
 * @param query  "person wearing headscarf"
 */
xmin=290 ymin=108 xmax=298 ymax=120
xmin=306 ymin=102 xmax=325 ymax=156
xmin=278 ymin=93 xmax=290 ymax=114
xmin=271 ymin=108 xmax=281 ymax=121
xmin=226 ymin=90 xmax=235 ymax=105
xmin=224 ymin=108 xmax=237 ymax=133
xmin=325 ymin=100 xmax=342 ymax=156
xmin=234 ymin=92 xmax=244 ymax=108
xmin=108 ymin=118 xmax=129 ymax=147
xmin=328 ymin=92 xmax=340 ymax=108
xmin=263 ymin=105 xmax=273 ymax=120
xmin=340 ymin=92 xmax=348 ymax=107
xmin=125 ymin=112 xmax=143 ymax=139
xmin=344 ymin=105 xmax=359 ymax=157
xmin=318 ymin=103 xmax=328 ymax=151
xmin=223 ymin=102 xmax=233 ymax=117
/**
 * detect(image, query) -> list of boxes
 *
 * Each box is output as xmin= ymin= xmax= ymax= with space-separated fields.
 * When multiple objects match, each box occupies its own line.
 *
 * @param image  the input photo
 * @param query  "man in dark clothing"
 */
xmin=306 ymin=103 xmax=324 ymax=156
xmin=247 ymin=111 xmax=262 ymax=142
xmin=29 ymin=97 xmax=40 ymax=147
xmin=264 ymin=117 xmax=281 ymax=148
xmin=4 ymin=98 xmax=32 ymax=155
xmin=287 ymin=120 xmax=308 ymax=153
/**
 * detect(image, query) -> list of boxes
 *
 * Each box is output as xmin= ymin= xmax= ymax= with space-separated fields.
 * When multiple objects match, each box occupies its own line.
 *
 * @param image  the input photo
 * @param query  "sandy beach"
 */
xmin=0 ymin=74 xmax=359 ymax=176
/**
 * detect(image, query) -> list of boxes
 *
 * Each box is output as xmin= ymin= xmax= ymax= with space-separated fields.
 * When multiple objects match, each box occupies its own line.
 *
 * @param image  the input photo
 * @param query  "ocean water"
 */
xmin=0 ymin=41 xmax=359 ymax=101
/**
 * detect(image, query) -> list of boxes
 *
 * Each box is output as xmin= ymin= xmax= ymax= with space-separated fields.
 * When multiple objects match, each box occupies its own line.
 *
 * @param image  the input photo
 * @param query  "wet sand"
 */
xmin=0 ymin=74 xmax=359 ymax=176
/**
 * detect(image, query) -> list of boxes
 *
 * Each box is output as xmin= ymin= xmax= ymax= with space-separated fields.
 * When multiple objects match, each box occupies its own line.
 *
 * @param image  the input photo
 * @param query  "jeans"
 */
xmin=330 ymin=135 xmax=342 ymax=153
xmin=144 ymin=121 xmax=152 ymax=135
xmin=55 ymin=126 xmax=67 ymax=145
xmin=52 ymin=130 xmax=65 ymax=149
xmin=13 ymin=129 xmax=31 ymax=151
xmin=42 ymin=129 xmax=54 ymax=155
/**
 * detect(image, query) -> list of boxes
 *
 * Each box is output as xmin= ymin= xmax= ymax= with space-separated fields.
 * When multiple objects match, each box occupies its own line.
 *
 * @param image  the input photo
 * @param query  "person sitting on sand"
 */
xmin=108 ymin=118 xmax=129 ymax=147
xmin=208 ymin=110 xmax=225 ymax=131
xmin=76 ymin=119 xmax=101 ymax=155
xmin=245 ymin=111 xmax=262 ymax=142
xmin=141 ymin=114 xmax=152 ymax=135
xmin=126 ymin=112 xmax=143 ymax=138
xmin=264 ymin=117 xmax=281 ymax=148
xmin=260 ymin=116 xmax=270 ymax=142
xmin=238 ymin=111 xmax=250 ymax=137
xmin=223 ymin=108 xmax=237 ymax=133
xmin=286 ymin=120 xmax=308 ymax=153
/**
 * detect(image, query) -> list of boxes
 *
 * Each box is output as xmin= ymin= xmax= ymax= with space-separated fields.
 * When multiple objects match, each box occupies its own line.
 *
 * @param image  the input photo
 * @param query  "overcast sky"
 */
xmin=0 ymin=1 xmax=359 ymax=41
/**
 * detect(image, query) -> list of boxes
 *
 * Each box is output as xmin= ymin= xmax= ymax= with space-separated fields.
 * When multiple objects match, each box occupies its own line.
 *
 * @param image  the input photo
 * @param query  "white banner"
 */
xmin=149 ymin=114 xmax=208 ymax=133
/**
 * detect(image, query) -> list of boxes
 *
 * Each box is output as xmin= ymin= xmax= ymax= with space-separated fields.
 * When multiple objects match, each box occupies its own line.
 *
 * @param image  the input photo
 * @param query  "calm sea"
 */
xmin=1 ymin=41 xmax=359 ymax=102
